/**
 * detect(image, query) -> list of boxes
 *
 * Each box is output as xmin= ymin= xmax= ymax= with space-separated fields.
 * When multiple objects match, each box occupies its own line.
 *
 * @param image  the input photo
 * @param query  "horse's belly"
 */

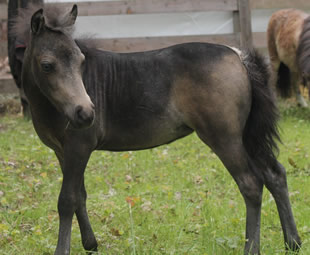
xmin=98 ymin=120 xmax=193 ymax=151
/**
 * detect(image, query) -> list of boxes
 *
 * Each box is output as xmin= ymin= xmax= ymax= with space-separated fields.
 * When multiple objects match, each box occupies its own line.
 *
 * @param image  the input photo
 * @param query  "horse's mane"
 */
xmin=296 ymin=16 xmax=310 ymax=74
xmin=11 ymin=3 xmax=76 ymax=46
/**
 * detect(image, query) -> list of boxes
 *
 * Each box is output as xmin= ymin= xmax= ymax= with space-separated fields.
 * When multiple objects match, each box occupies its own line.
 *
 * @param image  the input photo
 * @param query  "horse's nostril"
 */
xmin=75 ymin=105 xmax=83 ymax=119
xmin=76 ymin=105 xmax=82 ymax=113
xmin=74 ymin=105 xmax=95 ymax=128
xmin=75 ymin=105 xmax=86 ymax=121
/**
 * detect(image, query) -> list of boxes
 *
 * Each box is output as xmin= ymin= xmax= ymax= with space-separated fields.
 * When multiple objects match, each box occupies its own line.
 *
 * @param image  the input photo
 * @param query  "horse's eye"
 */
xmin=41 ymin=62 xmax=54 ymax=73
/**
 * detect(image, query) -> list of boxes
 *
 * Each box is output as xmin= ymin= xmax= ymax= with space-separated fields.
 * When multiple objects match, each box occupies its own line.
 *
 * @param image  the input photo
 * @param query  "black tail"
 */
xmin=241 ymin=49 xmax=281 ymax=173
xmin=277 ymin=62 xmax=292 ymax=98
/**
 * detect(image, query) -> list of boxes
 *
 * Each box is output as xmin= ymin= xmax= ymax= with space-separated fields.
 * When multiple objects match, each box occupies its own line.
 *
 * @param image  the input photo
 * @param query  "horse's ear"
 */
xmin=64 ymin=4 xmax=78 ymax=26
xmin=31 ymin=9 xmax=45 ymax=35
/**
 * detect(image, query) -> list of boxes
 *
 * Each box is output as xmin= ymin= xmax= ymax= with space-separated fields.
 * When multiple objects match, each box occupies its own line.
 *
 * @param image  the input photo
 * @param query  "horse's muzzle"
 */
xmin=72 ymin=104 xmax=95 ymax=129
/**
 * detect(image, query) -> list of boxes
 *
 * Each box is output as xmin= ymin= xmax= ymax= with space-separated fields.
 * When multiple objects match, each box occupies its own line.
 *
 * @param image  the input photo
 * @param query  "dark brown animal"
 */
xmin=7 ymin=0 xmax=43 ymax=118
xmin=268 ymin=9 xmax=310 ymax=107
xmin=14 ymin=4 xmax=301 ymax=255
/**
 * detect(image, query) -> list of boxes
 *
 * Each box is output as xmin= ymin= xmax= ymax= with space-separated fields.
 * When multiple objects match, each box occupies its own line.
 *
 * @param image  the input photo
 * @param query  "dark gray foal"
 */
xmin=15 ymin=4 xmax=301 ymax=255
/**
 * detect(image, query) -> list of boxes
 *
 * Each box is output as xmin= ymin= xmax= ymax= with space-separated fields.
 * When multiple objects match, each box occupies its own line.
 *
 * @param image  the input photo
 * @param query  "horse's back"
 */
xmin=268 ymin=9 xmax=308 ymax=67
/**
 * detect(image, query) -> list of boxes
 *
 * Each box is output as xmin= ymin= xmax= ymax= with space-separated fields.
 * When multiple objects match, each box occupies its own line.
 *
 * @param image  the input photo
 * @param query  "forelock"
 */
xmin=11 ymin=3 xmax=76 ymax=45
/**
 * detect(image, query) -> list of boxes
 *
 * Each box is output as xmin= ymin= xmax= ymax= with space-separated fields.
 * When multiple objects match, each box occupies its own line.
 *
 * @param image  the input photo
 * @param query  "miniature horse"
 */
xmin=268 ymin=9 xmax=310 ymax=107
xmin=14 ymin=4 xmax=301 ymax=255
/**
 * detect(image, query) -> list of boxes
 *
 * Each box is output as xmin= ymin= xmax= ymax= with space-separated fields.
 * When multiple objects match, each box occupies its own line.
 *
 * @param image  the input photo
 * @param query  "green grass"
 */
xmin=1 ymin=101 xmax=310 ymax=254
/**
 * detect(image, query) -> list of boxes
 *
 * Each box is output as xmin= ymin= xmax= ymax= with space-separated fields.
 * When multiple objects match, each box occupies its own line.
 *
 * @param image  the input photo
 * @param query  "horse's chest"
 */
xmin=32 ymin=116 xmax=63 ymax=153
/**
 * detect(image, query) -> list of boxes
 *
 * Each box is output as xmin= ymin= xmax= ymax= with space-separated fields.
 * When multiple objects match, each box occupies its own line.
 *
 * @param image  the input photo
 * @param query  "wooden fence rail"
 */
xmin=0 ymin=0 xmax=247 ymax=55
xmin=1 ymin=0 xmax=310 ymax=55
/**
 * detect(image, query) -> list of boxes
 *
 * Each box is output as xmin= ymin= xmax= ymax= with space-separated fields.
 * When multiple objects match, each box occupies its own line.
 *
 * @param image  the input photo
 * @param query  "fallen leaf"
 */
xmin=194 ymin=176 xmax=203 ymax=185
xmin=288 ymin=157 xmax=298 ymax=168
xmin=40 ymin=172 xmax=47 ymax=178
xmin=126 ymin=196 xmax=140 ymax=207
xmin=122 ymin=153 xmax=129 ymax=159
xmin=111 ymin=228 xmax=123 ymax=236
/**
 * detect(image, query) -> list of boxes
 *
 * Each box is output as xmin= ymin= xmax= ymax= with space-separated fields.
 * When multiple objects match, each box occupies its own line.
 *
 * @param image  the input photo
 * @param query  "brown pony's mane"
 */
xmin=296 ymin=16 xmax=310 ymax=75
xmin=11 ymin=4 xmax=76 ymax=46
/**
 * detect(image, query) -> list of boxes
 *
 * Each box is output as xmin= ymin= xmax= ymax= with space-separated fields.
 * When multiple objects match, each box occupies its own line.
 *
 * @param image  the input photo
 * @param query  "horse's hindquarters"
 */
xmin=171 ymin=50 xmax=251 ymax=148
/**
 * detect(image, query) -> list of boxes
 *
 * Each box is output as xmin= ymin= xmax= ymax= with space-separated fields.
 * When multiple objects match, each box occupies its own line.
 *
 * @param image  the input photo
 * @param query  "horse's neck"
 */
xmin=24 ymin=78 xmax=55 ymax=115
xmin=23 ymin=71 xmax=66 ymax=152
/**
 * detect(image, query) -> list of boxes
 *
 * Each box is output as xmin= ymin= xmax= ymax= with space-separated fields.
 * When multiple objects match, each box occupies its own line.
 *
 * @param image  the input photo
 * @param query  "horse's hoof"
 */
xmin=297 ymin=101 xmax=308 ymax=107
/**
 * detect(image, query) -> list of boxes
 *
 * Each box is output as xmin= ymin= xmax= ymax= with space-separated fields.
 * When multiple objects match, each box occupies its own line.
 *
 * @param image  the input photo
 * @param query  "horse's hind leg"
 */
xmin=196 ymin=132 xmax=263 ymax=255
xmin=292 ymin=72 xmax=308 ymax=107
xmin=262 ymin=161 xmax=301 ymax=251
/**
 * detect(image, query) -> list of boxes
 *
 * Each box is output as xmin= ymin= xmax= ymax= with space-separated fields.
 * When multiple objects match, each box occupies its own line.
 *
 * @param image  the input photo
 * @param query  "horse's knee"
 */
xmin=58 ymin=192 xmax=78 ymax=216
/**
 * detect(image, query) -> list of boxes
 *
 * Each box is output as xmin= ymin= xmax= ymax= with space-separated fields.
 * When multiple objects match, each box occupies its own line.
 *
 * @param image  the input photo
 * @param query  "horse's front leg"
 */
xmin=76 ymin=177 xmax=98 ymax=252
xmin=292 ymin=72 xmax=308 ymax=107
xmin=54 ymin=145 xmax=92 ymax=255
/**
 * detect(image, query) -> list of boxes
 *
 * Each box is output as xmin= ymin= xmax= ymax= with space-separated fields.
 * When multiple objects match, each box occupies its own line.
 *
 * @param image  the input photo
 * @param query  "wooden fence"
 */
xmin=1 ymin=0 xmax=310 ymax=55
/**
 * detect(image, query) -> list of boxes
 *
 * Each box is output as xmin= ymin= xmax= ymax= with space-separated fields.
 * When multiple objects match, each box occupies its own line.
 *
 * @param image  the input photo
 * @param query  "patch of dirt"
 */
xmin=0 ymin=57 xmax=10 ymax=76
xmin=0 ymin=57 xmax=21 ymax=115
xmin=0 ymin=123 xmax=7 ymax=132
xmin=0 ymin=94 xmax=21 ymax=115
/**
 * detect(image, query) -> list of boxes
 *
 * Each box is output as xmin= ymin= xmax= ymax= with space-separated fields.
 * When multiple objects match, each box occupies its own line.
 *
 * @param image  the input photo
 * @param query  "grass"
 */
xmin=0 ymin=100 xmax=310 ymax=254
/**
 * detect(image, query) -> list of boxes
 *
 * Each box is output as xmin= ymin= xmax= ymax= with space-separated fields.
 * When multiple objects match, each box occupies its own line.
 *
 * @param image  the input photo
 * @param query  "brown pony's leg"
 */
xmin=267 ymin=24 xmax=280 ymax=74
xmin=291 ymin=72 xmax=308 ymax=107
xmin=268 ymin=52 xmax=281 ymax=93
xmin=262 ymin=161 xmax=301 ymax=251
xmin=267 ymin=24 xmax=283 ymax=94
xmin=196 ymin=132 xmax=263 ymax=255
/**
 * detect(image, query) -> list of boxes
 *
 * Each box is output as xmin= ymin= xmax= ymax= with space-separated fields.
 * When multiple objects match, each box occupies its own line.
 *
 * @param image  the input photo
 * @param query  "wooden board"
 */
xmin=91 ymin=34 xmax=239 ymax=53
xmin=0 ymin=4 xmax=7 ymax=19
xmin=51 ymin=0 xmax=238 ymax=16
xmin=250 ymin=0 xmax=310 ymax=9
xmin=238 ymin=0 xmax=253 ymax=48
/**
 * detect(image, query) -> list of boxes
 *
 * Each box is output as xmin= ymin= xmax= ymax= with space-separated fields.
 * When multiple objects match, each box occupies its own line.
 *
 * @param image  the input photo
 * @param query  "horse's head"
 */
xmin=27 ymin=5 xmax=95 ymax=129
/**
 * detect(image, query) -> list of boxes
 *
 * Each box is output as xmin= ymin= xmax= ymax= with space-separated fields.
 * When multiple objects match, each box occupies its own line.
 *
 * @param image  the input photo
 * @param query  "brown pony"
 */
xmin=268 ymin=9 xmax=310 ymax=107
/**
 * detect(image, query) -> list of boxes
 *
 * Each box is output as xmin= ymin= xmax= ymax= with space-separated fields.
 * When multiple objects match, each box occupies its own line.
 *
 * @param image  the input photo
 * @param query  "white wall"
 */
xmin=46 ymin=0 xmax=310 ymax=39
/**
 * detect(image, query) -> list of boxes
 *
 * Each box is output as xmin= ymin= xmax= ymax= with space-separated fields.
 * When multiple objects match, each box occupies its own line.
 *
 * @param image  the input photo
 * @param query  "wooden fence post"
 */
xmin=234 ymin=0 xmax=253 ymax=48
